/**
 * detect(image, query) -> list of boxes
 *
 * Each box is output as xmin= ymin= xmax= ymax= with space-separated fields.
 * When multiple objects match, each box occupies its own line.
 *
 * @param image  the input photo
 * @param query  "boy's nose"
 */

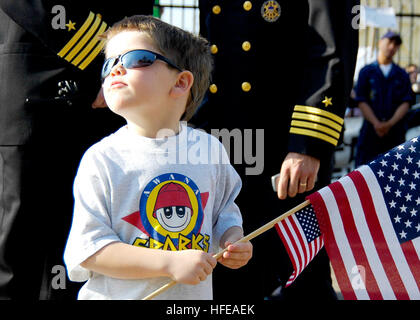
xmin=110 ymin=62 xmax=126 ymax=77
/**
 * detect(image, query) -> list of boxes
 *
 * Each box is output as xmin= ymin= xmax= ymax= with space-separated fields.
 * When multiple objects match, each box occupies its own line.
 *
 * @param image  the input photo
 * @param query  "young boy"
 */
xmin=63 ymin=15 xmax=252 ymax=300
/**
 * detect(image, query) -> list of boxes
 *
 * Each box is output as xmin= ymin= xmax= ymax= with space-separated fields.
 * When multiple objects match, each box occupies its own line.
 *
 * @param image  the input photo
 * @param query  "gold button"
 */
xmin=212 ymin=5 xmax=221 ymax=14
xmin=242 ymin=41 xmax=251 ymax=51
xmin=209 ymin=84 xmax=218 ymax=93
xmin=241 ymin=82 xmax=251 ymax=92
xmin=243 ymin=1 xmax=252 ymax=11
xmin=210 ymin=44 xmax=218 ymax=54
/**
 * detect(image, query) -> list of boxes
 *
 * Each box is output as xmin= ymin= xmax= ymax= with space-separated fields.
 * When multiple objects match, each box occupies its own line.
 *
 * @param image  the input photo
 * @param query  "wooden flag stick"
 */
xmin=142 ymin=199 xmax=311 ymax=300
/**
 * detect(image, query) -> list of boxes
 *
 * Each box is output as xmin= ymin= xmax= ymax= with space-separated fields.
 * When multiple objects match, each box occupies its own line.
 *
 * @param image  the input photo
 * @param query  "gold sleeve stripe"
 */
xmin=291 ymin=120 xmax=340 ymax=139
xmin=57 ymin=12 xmax=95 ymax=58
xmin=65 ymin=14 xmax=102 ymax=62
xmin=290 ymin=127 xmax=338 ymax=146
xmin=292 ymin=112 xmax=342 ymax=132
xmin=294 ymin=105 xmax=344 ymax=125
xmin=79 ymin=40 xmax=106 ymax=70
xmin=72 ymin=21 xmax=107 ymax=67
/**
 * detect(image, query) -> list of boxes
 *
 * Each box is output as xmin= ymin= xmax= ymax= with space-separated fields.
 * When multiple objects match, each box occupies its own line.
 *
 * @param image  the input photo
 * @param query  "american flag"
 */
xmin=308 ymin=136 xmax=420 ymax=300
xmin=275 ymin=204 xmax=324 ymax=287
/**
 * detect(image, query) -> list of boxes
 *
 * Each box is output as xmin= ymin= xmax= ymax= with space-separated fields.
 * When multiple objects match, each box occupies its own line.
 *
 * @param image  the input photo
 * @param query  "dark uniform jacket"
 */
xmin=0 ymin=0 xmax=153 ymax=146
xmin=0 ymin=0 xmax=153 ymax=300
xmin=194 ymin=0 xmax=359 ymax=299
xmin=194 ymin=0 xmax=359 ymax=167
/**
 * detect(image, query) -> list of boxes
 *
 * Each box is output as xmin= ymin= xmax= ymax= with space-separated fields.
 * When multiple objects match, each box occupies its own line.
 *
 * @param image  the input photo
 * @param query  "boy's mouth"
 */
xmin=110 ymin=80 xmax=127 ymax=88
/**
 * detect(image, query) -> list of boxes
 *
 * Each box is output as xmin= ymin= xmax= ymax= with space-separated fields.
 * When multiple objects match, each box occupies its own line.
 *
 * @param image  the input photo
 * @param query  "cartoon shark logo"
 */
xmin=122 ymin=173 xmax=209 ymax=250
xmin=153 ymin=182 xmax=193 ymax=233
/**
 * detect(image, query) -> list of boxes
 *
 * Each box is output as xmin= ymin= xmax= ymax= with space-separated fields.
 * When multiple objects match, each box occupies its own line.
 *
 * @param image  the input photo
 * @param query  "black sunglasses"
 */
xmin=101 ymin=49 xmax=183 ymax=80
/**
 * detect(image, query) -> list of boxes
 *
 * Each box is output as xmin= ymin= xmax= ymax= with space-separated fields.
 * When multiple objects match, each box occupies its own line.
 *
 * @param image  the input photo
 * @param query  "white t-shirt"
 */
xmin=64 ymin=123 xmax=243 ymax=300
xmin=379 ymin=63 xmax=392 ymax=77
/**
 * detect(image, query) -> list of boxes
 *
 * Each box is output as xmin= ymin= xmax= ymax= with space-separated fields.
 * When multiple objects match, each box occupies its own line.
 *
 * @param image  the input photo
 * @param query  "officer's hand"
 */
xmin=277 ymin=152 xmax=320 ymax=200
xmin=92 ymin=88 xmax=108 ymax=108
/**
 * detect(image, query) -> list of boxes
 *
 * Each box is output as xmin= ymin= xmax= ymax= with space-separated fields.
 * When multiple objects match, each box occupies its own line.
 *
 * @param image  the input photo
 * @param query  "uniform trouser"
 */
xmin=0 ymin=146 xmax=24 ymax=299
xmin=0 ymin=144 xmax=82 ymax=300
xmin=0 ymin=105 xmax=125 ymax=300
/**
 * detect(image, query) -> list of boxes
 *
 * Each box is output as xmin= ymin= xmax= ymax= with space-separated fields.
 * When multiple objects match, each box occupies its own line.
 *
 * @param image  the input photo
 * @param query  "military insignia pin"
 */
xmin=261 ymin=0 xmax=281 ymax=22
xmin=322 ymin=96 xmax=333 ymax=107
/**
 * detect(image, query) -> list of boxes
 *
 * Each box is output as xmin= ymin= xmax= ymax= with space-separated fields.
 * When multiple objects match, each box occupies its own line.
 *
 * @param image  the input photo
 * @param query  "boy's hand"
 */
xmin=167 ymin=250 xmax=217 ymax=285
xmin=218 ymin=227 xmax=252 ymax=269
xmin=218 ymin=240 xmax=253 ymax=269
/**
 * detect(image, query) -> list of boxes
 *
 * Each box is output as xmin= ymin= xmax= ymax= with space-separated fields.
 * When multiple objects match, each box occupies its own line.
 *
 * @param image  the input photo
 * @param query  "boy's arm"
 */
xmin=211 ymin=138 xmax=251 ymax=269
xmin=81 ymin=241 xmax=217 ymax=285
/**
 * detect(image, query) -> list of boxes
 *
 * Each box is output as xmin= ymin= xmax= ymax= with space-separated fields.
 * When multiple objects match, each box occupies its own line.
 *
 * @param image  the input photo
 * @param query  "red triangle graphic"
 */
xmin=201 ymin=192 xmax=209 ymax=210
xmin=122 ymin=211 xmax=149 ymax=235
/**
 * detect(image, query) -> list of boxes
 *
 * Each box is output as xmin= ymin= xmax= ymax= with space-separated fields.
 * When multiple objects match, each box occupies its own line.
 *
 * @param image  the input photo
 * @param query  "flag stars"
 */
xmin=369 ymin=141 xmax=419 ymax=243
xmin=411 ymin=137 xmax=418 ymax=143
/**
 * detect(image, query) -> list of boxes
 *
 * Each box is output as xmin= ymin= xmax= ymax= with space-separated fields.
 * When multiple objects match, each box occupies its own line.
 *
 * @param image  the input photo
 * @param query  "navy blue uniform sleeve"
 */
xmin=287 ymin=0 xmax=359 ymax=161
xmin=354 ymin=66 xmax=370 ymax=103
xmin=0 ymin=0 xmax=153 ymax=71
xmin=400 ymin=71 xmax=414 ymax=104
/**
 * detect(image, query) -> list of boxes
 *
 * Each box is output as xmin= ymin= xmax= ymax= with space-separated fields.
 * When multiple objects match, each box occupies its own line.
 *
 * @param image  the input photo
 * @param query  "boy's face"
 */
xmin=102 ymin=31 xmax=179 ymax=121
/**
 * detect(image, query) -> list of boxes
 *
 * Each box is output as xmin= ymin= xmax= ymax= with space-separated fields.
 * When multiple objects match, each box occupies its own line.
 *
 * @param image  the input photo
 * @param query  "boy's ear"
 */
xmin=171 ymin=71 xmax=194 ymax=98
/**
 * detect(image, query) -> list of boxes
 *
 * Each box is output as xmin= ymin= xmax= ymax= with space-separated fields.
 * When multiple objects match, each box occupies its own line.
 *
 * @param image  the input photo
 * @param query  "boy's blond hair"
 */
xmin=102 ymin=15 xmax=213 ymax=121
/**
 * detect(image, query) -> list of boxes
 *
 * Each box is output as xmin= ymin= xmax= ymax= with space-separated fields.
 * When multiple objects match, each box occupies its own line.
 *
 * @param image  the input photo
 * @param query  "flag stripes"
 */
xmin=275 ymin=205 xmax=324 ymax=286
xmin=359 ymin=168 xmax=420 ymax=294
xmin=311 ymin=165 xmax=420 ymax=300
